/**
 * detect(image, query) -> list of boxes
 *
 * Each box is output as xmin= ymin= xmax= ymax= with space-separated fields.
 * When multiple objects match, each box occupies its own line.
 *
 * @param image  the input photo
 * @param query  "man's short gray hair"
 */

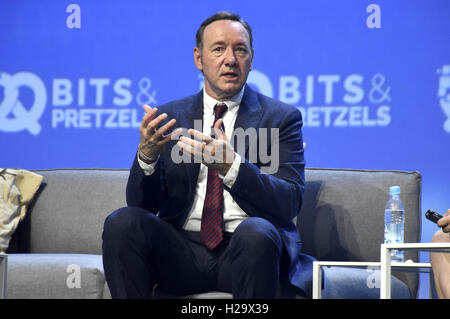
xmin=195 ymin=11 xmax=253 ymax=52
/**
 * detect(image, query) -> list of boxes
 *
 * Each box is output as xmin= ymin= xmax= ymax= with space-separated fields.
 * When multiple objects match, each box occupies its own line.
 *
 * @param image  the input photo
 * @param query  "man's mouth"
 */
xmin=222 ymin=72 xmax=239 ymax=79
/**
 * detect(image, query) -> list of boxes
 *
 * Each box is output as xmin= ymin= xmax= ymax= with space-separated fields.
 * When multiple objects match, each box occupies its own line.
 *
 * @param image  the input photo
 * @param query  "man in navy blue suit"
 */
xmin=102 ymin=11 xmax=315 ymax=298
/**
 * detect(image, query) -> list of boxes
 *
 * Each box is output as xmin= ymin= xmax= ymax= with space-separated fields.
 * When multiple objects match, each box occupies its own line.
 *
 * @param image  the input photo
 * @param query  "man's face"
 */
xmin=194 ymin=19 xmax=254 ymax=101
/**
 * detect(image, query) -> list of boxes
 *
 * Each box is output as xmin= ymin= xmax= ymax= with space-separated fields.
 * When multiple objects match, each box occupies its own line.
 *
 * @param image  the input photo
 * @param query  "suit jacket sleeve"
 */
xmin=226 ymin=107 xmax=305 ymax=226
xmin=126 ymin=153 xmax=168 ymax=214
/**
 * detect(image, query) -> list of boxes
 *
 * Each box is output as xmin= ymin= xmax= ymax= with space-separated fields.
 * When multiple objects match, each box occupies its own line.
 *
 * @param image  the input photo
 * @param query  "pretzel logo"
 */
xmin=0 ymin=72 xmax=46 ymax=135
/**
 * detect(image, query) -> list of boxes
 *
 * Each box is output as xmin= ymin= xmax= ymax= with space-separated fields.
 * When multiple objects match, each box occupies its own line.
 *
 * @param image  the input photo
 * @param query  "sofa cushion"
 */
xmin=6 ymin=253 xmax=110 ymax=299
xmin=19 ymin=169 xmax=128 ymax=254
xmin=321 ymin=267 xmax=411 ymax=299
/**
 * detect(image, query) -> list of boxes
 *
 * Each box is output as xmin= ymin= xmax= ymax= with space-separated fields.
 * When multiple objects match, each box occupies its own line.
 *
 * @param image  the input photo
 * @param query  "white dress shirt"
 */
xmin=138 ymin=86 xmax=249 ymax=232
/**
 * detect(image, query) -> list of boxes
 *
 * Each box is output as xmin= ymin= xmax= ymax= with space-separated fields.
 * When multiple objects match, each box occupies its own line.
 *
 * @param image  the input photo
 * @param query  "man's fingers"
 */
xmin=141 ymin=106 xmax=173 ymax=136
xmin=143 ymin=104 xmax=152 ymax=113
xmin=188 ymin=129 xmax=215 ymax=144
xmin=146 ymin=113 xmax=169 ymax=134
xmin=167 ymin=127 xmax=183 ymax=140
xmin=156 ymin=118 xmax=177 ymax=139
xmin=179 ymin=135 xmax=204 ymax=152
xmin=213 ymin=119 xmax=226 ymax=141
xmin=177 ymin=139 xmax=203 ymax=162
xmin=140 ymin=106 xmax=179 ymax=148
xmin=141 ymin=106 xmax=158 ymax=129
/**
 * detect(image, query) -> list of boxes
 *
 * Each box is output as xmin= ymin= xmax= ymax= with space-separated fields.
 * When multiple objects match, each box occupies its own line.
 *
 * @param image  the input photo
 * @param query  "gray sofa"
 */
xmin=4 ymin=168 xmax=421 ymax=299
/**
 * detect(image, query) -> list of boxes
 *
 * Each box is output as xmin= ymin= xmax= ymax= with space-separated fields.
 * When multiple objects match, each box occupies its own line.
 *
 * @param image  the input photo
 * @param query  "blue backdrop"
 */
xmin=1 ymin=0 xmax=449 ymax=298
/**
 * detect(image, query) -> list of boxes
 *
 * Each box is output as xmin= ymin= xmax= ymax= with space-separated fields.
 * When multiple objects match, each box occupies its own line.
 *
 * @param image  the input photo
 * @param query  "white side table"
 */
xmin=0 ymin=253 xmax=7 ymax=299
xmin=380 ymin=243 xmax=450 ymax=299
xmin=312 ymin=243 xmax=448 ymax=299
xmin=312 ymin=261 xmax=380 ymax=299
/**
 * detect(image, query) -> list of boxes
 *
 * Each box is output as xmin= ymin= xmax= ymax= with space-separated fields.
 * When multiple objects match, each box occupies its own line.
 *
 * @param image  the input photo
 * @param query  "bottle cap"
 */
xmin=389 ymin=185 xmax=400 ymax=195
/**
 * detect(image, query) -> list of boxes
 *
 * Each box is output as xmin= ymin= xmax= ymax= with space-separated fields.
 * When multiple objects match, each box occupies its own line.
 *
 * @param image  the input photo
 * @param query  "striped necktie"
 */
xmin=200 ymin=102 xmax=228 ymax=250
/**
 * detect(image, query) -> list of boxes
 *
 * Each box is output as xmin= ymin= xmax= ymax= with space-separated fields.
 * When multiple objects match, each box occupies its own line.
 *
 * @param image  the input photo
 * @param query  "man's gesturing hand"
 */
xmin=177 ymin=119 xmax=236 ymax=176
xmin=138 ymin=105 xmax=179 ymax=164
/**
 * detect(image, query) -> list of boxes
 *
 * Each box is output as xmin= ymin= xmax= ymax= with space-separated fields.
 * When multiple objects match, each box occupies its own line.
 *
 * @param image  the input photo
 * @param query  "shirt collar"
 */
xmin=203 ymin=86 xmax=245 ymax=114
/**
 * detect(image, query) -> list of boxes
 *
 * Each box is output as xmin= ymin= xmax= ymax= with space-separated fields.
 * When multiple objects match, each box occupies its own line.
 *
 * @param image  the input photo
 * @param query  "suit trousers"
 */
xmin=102 ymin=206 xmax=287 ymax=298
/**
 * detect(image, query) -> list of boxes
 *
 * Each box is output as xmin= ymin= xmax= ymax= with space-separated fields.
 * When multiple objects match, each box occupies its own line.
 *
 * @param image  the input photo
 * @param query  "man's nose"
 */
xmin=224 ymin=48 xmax=237 ymax=66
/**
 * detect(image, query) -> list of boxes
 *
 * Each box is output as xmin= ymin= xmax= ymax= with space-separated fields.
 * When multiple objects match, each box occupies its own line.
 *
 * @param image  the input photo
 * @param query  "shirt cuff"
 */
xmin=219 ymin=153 xmax=241 ymax=188
xmin=137 ymin=153 xmax=159 ymax=176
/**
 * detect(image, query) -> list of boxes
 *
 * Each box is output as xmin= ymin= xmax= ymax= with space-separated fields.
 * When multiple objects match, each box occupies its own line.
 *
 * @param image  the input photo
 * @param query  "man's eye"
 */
xmin=213 ymin=47 xmax=223 ymax=52
xmin=236 ymin=47 xmax=248 ymax=54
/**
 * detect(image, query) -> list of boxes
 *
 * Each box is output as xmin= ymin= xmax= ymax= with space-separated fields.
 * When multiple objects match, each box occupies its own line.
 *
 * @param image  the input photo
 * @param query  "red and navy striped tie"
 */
xmin=200 ymin=102 xmax=228 ymax=250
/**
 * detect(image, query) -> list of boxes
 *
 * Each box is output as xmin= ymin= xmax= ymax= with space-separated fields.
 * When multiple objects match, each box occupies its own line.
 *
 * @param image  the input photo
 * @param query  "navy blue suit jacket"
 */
xmin=126 ymin=85 xmax=315 ymax=296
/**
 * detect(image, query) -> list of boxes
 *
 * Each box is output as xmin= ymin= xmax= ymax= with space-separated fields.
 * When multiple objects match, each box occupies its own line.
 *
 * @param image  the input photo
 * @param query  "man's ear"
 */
xmin=194 ymin=47 xmax=203 ymax=72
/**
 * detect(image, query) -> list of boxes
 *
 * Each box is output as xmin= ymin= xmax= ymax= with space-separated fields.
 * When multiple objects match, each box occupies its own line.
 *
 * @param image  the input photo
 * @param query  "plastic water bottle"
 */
xmin=384 ymin=186 xmax=405 ymax=262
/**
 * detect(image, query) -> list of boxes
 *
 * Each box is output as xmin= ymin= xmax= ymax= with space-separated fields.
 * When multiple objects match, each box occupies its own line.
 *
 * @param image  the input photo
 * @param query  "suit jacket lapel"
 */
xmin=178 ymin=90 xmax=203 ymax=193
xmin=232 ymin=85 xmax=263 ymax=159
